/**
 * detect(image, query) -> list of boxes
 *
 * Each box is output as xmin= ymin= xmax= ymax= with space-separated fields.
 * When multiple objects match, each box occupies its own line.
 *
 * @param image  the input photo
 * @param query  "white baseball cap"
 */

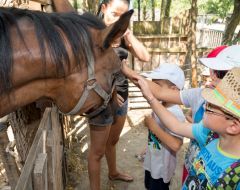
xmin=141 ymin=63 xmax=185 ymax=90
xmin=199 ymin=45 xmax=240 ymax=71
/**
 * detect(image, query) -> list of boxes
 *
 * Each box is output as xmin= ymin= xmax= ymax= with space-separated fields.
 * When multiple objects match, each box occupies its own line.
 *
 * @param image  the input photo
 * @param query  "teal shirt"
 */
xmin=182 ymin=122 xmax=240 ymax=189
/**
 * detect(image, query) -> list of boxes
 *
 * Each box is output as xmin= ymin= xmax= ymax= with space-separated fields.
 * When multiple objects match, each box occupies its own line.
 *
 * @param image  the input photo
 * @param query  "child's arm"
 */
xmin=121 ymin=61 xmax=182 ymax=105
xmin=145 ymin=115 xmax=183 ymax=152
xmin=138 ymin=77 xmax=194 ymax=139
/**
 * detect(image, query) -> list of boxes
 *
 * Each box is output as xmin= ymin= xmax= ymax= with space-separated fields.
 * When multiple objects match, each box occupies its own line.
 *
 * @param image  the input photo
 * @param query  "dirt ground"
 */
xmin=66 ymin=109 xmax=189 ymax=190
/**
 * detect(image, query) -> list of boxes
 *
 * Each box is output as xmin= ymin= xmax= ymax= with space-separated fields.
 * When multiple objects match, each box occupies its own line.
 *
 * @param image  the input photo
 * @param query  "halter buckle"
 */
xmin=86 ymin=78 xmax=97 ymax=90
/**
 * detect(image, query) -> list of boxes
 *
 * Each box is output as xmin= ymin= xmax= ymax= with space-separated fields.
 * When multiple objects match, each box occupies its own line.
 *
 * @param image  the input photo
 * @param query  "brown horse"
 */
xmin=0 ymin=7 xmax=133 ymax=118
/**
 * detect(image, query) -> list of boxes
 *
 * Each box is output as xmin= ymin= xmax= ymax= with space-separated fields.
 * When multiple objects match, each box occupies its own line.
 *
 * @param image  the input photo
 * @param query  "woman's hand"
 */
xmin=112 ymin=89 xmax=124 ymax=107
xmin=116 ymin=93 xmax=124 ymax=107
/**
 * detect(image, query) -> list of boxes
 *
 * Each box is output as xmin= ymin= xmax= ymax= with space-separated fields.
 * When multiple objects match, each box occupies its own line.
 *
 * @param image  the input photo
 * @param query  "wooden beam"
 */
xmin=46 ymin=131 xmax=53 ymax=190
xmin=0 ymin=126 xmax=20 ymax=189
xmin=50 ymin=108 xmax=63 ymax=190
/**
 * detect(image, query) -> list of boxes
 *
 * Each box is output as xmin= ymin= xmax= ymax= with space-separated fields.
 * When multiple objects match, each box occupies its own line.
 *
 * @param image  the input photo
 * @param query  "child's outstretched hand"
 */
xmin=137 ymin=76 xmax=155 ymax=103
xmin=144 ymin=115 xmax=155 ymax=131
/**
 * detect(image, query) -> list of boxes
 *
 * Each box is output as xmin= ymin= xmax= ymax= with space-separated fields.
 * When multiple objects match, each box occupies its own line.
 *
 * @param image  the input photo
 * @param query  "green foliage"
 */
xmin=170 ymin=0 xmax=191 ymax=16
xmin=133 ymin=0 xmax=156 ymax=9
xmin=198 ymin=0 xmax=234 ymax=18
xmin=133 ymin=0 xmax=192 ymax=17
xmin=133 ymin=0 xmax=234 ymax=19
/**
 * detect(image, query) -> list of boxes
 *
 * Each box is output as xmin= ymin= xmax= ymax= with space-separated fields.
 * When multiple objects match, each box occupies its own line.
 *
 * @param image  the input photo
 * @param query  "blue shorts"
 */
xmin=88 ymin=99 xmax=128 ymax=127
xmin=88 ymin=104 xmax=113 ymax=127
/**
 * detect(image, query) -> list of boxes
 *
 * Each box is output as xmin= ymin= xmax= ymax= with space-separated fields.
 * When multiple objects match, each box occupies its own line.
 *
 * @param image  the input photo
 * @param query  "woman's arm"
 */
xmin=138 ymin=77 xmax=194 ymax=139
xmin=51 ymin=0 xmax=76 ymax=12
xmin=145 ymin=115 xmax=183 ymax=152
xmin=123 ymin=29 xmax=150 ymax=62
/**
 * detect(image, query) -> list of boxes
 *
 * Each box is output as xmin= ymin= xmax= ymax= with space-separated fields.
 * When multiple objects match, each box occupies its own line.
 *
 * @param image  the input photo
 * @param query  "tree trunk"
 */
xmin=164 ymin=0 xmax=171 ymax=18
xmin=184 ymin=0 xmax=197 ymax=87
xmin=160 ymin=0 xmax=165 ymax=21
xmin=137 ymin=0 xmax=140 ymax=21
xmin=151 ymin=0 xmax=155 ymax=21
xmin=233 ymin=29 xmax=240 ymax=44
xmin=190 ymin=0 xmax=197 ymax=87
xmin=73 ymin=0 xmax=78 ymax=10
xmin=82 ymin=0 xmax=99 ymax=14
xmin=160 ymin=0 xmax=165 ymax=33
xmin=143 ymin=0 xmax=147 ymax=20
xmin=222 ymin=0 xmax=240 ymax=45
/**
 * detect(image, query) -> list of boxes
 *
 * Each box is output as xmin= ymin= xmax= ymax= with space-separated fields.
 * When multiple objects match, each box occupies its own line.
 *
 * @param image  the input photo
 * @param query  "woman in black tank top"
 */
xmin=94 ymin=0 xmax=150 ymax=185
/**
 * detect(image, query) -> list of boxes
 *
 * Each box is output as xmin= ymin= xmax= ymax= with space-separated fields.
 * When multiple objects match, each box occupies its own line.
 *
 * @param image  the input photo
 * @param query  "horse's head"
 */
xmin=66 ymin=10 xmax=134 ymax=117
xmin=0 ymin=8 xmax=133 ymax=118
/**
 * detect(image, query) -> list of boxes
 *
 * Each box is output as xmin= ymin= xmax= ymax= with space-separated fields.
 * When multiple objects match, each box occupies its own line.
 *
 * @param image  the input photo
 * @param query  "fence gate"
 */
xmin=15 ymin=107 xmax=64 ymax=190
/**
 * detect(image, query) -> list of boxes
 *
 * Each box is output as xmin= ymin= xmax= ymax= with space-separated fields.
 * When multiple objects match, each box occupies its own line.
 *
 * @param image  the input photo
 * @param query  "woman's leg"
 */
xmin=88 ymin=125 xmax=111 ymax=190
xmin=105 ymin=101 xmax=133 ymax=181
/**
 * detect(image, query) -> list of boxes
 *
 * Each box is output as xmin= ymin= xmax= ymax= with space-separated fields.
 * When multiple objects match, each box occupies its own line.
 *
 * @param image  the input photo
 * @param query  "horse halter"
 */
xmin=64 ymin=54 xmax=114 ymax=118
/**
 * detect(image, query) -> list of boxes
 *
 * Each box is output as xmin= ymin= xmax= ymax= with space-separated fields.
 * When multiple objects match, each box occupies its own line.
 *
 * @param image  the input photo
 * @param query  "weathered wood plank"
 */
xmin=136 ymin=34 xmax=188 ymax=39
xmin=128 ymin=91 xmax=143 ymax=97
xmin=128 ymin=86 xmax=141 ymax=92
xmin=129 ymin=97 xmax=147 ymax=103
xmin=146 ymin=47 xmax=187 ymax=53
xmin=33 ymin=153 xmax=48 ymax=190
xmin=128 ymin=82 xmax=151 ymax=109
xmin=129 ymin=102 xmax=150 ymax=110
xmin=50 ymin=108 xmax=63 ymax=190
xmin=46 ymin=131 xmax=53 ymax=190
xmin=0 ymin=126 xmax=20 ymax=189
xmin=15 ymin=108 xmax=51 ymax=190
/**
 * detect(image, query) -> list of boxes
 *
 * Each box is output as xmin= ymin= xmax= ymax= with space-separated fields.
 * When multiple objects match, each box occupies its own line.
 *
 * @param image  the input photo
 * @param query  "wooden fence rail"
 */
xmin=15 ymin=107 xmax=64 ymax=190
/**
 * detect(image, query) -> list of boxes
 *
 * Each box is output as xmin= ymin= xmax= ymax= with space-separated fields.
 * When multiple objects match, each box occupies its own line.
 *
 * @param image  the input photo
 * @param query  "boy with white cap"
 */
xmin=142 ymin=63 xmax=186 ymax=190
xmin=137 ymin=67 xmax=240 ymax=189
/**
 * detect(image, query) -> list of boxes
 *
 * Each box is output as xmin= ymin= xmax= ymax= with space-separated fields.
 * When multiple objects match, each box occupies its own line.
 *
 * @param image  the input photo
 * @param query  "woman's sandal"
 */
xmin=109 ymin=173 xmax=134 ymax=182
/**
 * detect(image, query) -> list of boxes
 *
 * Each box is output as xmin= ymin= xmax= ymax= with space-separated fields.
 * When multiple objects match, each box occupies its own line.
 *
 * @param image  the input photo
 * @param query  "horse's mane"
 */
xmin=0 ymin=7 xmax=106 ymax=92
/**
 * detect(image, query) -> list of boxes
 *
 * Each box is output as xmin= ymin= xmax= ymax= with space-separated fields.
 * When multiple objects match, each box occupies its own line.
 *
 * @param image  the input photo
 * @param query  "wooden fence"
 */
xmin=130 ymin=10 xmax=211 ymax=75
xmin=14 ymin=107 xmax=64 ymax=190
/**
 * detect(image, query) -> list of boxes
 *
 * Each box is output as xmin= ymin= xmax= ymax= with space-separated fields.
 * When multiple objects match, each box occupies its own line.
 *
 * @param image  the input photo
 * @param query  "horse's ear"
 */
xmin=102 ymin=10 xmax=134 ymax=49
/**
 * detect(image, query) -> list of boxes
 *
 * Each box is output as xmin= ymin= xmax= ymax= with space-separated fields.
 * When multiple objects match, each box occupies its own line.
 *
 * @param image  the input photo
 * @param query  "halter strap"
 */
xmin=64 ymin=53 xmax=112 ymax=118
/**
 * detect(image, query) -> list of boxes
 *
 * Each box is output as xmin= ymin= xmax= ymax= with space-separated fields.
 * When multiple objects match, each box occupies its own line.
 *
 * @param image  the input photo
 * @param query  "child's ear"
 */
xmin=226 ymin=119 xmax=240 ymax=135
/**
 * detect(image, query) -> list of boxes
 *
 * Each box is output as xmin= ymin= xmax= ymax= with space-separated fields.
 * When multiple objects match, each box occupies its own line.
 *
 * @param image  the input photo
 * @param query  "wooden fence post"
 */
xmin=33 ymin=153 xmax=48 ymax=190
xmin=15 ymin=109 xmax=50 ymax=190
xmin=0 ymin=124 xmax=20 ymax=189
xmin=50 ymin=107 xmax=63 ymax=190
